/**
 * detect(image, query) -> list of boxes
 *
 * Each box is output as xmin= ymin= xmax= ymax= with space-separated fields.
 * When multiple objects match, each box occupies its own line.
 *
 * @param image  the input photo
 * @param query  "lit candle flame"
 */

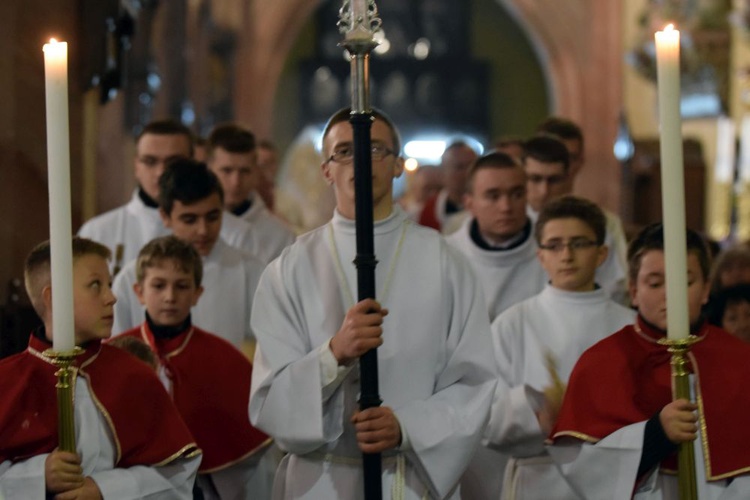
xmin=49 ymin=38 xmax=58 ymax=44
xmin=664 ymin=24 xmax=675 ymax=32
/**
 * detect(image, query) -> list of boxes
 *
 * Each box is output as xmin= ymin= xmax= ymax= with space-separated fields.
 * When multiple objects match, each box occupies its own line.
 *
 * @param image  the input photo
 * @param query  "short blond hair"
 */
xmin=24 ymin=238 xmax=110 ymax=318
xmin=135 ymin=235 xmax=203 ymax=286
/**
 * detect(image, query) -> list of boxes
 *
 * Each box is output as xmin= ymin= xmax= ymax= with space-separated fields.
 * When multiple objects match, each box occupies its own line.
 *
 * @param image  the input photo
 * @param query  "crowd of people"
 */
xmin=2 ymin=109 xmax=750 ymax=499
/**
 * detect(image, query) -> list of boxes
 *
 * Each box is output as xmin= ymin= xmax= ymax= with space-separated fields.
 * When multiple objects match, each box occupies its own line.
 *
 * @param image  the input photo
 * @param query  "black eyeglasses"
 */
xmin=326 ymin=144 xmax=396 ymax=164
xmin=538 ymin=238 xmax=598 ymax=253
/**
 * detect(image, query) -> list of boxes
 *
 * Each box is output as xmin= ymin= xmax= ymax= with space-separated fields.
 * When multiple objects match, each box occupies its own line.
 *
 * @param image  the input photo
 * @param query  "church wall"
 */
xmin=472 ymin=0 xmax=549 ymax=139
xmin=3 ymin=0 xmax=729 ymax=303
xmin=268 ymin=0 xmax=550 ymax=160
xmin=0 ymin=1 xmax=84 ymax=305
xmin=622 ymin=0 xmax=732 ymax=234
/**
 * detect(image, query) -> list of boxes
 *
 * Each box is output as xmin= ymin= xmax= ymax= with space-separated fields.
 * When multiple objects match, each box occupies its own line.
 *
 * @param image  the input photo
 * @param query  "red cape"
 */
xmin=0 ymin=334 xmax=199 ymax=467
xmin=119 ymin=323 xmax=270 ymax=473
xmin=551 ymin=318 xmax=750 ymax=480
xmin=417 ymin=194 xmax=441 ymax=230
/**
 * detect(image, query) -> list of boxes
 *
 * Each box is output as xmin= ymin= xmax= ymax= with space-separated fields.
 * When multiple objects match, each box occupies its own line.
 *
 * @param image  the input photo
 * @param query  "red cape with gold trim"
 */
xmin=119 ymin=323 xmax=270 ymax=473
xmin=550 ymin=318 xmax=750 ymax=480
xmin=0 ymin=334 xmax=200 ymax=467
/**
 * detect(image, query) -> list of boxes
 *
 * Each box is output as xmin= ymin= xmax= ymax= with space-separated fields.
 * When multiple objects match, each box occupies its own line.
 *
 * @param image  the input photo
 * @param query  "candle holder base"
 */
xmin=44 ymin=347 xmax=84 ymax=453
xmin=657 ymin=335 xmax=700 ymax=500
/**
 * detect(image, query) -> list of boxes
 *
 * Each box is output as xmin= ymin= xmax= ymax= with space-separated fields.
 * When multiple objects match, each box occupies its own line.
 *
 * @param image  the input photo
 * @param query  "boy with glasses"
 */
xmin=484 ymin=195 xmax=635 ymax=499
xmin=538 ymin=116 xmax=630 ymax=306
xmin=523 ymin=134 xmax=628 ymax=304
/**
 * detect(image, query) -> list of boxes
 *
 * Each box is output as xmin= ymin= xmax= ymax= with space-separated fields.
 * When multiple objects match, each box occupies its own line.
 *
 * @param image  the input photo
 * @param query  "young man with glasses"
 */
xmin=537 ymin=116 xmax=630 ymax=305
xmin=248 ymin=107 xmax=497 ymax=499
xmin=78 ymin=120 xmax=194 ymax=274
xmin=484 ymin=195 xmax=635 ymax=500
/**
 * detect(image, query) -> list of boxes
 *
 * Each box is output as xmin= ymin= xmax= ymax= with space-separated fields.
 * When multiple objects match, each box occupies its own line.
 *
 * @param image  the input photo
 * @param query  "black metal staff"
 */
xmin=338 ymin=1 xmax=383 ymax=498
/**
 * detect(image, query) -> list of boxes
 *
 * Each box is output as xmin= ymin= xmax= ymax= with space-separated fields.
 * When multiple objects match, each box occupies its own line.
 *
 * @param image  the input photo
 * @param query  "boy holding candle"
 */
xmin=548 ymin=224 xmax=750 ymax=499
xmin=0 ymin=237 xmax=201 ymax=499
xmin=118 ymin=235 xmax=272 ymax=499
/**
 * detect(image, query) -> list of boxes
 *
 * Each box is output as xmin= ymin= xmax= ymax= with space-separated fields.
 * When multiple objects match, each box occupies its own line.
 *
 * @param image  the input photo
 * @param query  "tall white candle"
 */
xmin=43 ymin=39 xmax=75 ymax=351
xmin=655 ymin=25 xmax=689 ymax=339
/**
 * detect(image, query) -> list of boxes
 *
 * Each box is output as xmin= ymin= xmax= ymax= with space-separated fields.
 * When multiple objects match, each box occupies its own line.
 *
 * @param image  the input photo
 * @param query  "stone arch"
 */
xmin=235 ymin=0 xmax=624 ymax=210
xmin=498 ymin=0 xmax=624 ymax=210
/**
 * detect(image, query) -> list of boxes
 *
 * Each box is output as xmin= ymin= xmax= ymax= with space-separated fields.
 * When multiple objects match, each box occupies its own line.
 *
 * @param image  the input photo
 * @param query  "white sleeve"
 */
xmin=485 ymin=384 xmax=546 ymax=456
xmin=485 ymin=308 xmax=546 ymax=456
xmin=546 ymin=422 xmax=646 ymax=500
xmin=0 ymin=455 xmax=48 ymax=499
xmin=244 ymin=256 xmax=266 ymax=343
xmin=112 ymin=263 xmax=142 ymax=335
xmin=318 ymin=339 xmax=355 ymax=402
xmin=388 ymin=244 xmax=497 ymax=499
xmin=718 ymin=475 xmax=750 ymax=499
xmin=249 ymin=259 xmax=350 ymax=455
xmin=90 ymin=453 xmax=201 ymax=500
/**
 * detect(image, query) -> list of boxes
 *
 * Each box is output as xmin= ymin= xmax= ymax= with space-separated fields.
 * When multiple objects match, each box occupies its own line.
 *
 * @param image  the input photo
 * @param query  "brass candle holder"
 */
xmin=44 ymin=347 xmax=84 ymax=453
xmin=657 ymin=335 xmax=700 ymax=500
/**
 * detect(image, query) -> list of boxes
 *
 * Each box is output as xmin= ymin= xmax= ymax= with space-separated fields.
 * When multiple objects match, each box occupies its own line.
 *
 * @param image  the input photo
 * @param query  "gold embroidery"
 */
xmin=79 ymin=370 xmax=123 ymax=463
xmin=548 ymin=431 xmax=601 ymax=444
xmin=165 ymin=328 xmax=194 ymax=359
xmin=154 ymin=443 xmax=202 ymax=466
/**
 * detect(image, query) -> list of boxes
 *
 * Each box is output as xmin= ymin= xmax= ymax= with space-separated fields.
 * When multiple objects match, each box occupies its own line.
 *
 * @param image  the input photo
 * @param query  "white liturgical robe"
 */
xmin=446 ymin=218 xmax=547 ymax=321
xmin=483 ymin=285 xmax=635 ymax=500
xmin=79 ymin=190 xmax=274 ymax=270
xmin=78 ymin=190 xmax=169 ymax=274
xmin=249 ymin=207 xmax=497 ymax=500
xmin=236 ymin=192 xmax=295 ymax=260
xmin=548 ymin=410 xmax=750 ymax=499
xmin=221 ymin=209 xmax=284 ymax=265
xmin=150 ymin=364 xmax=274 ymax=500
xmin=112 ymin=239 xmax=264 ymax=346
xmin=0 ymin=377 xmax=200 ymax=499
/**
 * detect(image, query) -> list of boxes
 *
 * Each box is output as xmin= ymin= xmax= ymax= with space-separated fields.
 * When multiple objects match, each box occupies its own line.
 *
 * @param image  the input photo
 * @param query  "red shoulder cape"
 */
xmin=550 ymin=318 xmax=750 ymax=480
xmin=0 ymin=334 xmax=199 ymax=467
xmin=417 ymin=194 xmax=441 ymax=230
xmin=119 ymin=324 xmax=270 ymax=473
